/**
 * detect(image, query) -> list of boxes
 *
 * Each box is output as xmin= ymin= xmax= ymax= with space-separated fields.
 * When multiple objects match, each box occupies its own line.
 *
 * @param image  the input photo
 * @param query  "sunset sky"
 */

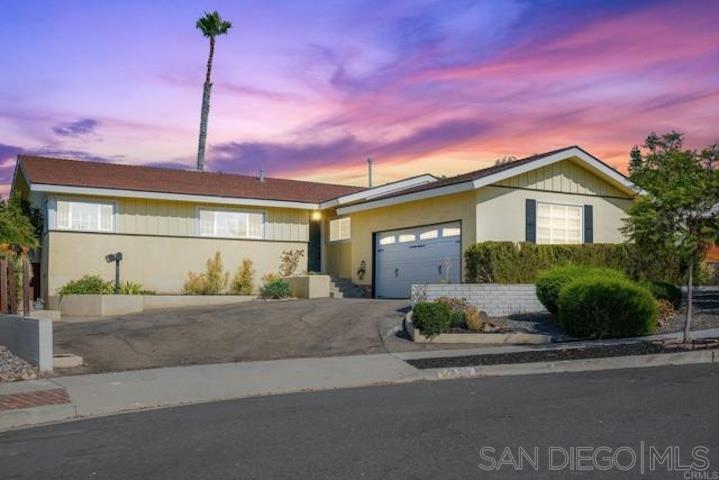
xmin=1 ymin=0 xmax=718 ymax=197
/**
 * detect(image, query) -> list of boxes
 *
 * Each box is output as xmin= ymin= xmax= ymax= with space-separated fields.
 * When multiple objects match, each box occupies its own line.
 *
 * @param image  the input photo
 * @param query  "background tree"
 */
xmin=195 ymin=11 xmax=232 ymax=171
xmin=0 ymin=197 xmax=39 ymax=314
xmin=623 ymin=132 xmax=719 ymax=343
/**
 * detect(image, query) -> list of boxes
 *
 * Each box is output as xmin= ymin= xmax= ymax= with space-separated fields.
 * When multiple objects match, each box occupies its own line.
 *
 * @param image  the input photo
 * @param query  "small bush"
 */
xmin=260 ymin=277 xmax=292 ymax=299
xmin=58 ymin=275 xmax=114 ymax=295
xmin=119 ymin=281 xmax=155 ymax=295
xmin=183 ymin=252 xmax=229 ymax=295
xmin=279 ymin=249 xmax=305 ymax=277
xmin=536 ymin=265 xmax=625 ymax=314
xmin=639 ymin=281 xmax=682 ymax=309
xmin=231 ymin=258 xmax=255 ymax=295
xmin=656 ymin=299 xmax=675 ymax=327
xmin=464 ymin=305 xmax=484 ymax=332
xmin=412 ymin=301 xmax=451 ymax=338
xmin=435 ymin=297 xmax=468 ymax=328
xmin=558 ymin=277 xmax=657 ymax=338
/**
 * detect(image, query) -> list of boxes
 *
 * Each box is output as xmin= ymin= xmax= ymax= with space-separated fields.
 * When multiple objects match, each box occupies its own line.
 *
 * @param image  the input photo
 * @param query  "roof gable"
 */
xmin=336 ymin=146 xmax=637 ymax=214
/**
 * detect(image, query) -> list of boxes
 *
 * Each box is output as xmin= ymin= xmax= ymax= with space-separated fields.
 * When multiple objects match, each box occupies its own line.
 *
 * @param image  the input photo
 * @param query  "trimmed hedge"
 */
xmin=558 ymin=277 xmax=657 ymax=338
xmin=412 ymin=301 xmax=451 ymax=338
xmin=464 ymin=242 xmax=683 ymax=284
xmin=536 ymin=265 xmax=626 ymax=314
xmin=639 ymin=280 xmax=682 ymax=309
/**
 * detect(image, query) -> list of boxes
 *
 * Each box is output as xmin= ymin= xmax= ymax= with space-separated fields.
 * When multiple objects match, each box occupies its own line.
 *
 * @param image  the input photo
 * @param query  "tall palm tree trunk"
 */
xmin=196 ymin=37 xmax=216 ymax=171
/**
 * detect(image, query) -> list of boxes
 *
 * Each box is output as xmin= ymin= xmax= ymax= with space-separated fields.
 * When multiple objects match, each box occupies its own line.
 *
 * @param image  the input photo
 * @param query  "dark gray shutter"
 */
xmin=584 ymin=205 xmax=593 ymax=244
xmin=525 ymin=199 xmax=536 ymax=243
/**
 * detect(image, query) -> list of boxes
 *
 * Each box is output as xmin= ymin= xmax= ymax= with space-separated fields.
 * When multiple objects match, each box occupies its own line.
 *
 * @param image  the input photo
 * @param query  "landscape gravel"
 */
xmin=0 ymin=345 xmax=37 ymax=382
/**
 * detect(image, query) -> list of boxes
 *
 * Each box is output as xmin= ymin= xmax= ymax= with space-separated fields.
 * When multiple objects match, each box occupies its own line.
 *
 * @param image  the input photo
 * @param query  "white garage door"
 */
xmin=375 ymin=222 xmax=461 ymax=299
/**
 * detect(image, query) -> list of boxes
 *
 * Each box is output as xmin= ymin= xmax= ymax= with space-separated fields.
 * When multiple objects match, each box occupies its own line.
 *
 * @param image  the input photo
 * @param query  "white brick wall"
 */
xmin=411 ymin=284 xmax=547 ymax=316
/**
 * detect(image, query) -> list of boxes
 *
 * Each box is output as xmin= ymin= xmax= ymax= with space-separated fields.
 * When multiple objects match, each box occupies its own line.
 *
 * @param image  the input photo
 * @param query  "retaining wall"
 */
xmin=0 ymin=315 xmax=53 ymax=373
xmin=411 ymin=283 xmax=547 ymax=316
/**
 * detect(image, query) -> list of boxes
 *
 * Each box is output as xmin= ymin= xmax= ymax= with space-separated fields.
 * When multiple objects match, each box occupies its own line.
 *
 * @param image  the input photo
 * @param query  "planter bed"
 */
xmin=406 ymin=340 xmax=719 ymax=369
xmin=405 ymin=312 xmax=553 ymax=345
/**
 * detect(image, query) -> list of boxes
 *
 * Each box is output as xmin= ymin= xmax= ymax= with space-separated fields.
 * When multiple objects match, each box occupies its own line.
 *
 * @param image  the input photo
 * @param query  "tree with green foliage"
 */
xmin=0 ymin=197 xmax=39 ymax=314
xmin=622 ymin=132 xmax=719 ymax=343
xmin=195 ymin=11 xmax=232 ymax=171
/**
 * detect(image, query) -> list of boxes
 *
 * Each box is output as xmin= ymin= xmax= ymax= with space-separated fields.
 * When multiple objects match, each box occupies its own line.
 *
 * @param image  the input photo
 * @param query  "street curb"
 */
xmin=0 ymin=403 xmax=77 ymax=431
xmin=420 ymin=349 xmax=718 ymax=380
xmin=1 ymin=349 xmax=717 ymax=433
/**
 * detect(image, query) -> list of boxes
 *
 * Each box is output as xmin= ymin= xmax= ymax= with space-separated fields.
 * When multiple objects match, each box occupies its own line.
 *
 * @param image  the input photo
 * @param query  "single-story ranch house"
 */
xmin=10 ymin=146 xmax=638 ymax=300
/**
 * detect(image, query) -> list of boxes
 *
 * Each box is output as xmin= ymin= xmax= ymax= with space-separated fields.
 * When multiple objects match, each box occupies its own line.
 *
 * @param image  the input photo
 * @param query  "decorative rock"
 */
xmin=0 ymin=344 xmax=38 ymax=383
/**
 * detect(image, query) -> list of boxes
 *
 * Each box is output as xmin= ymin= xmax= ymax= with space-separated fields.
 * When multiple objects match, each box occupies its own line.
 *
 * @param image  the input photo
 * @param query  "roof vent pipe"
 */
xmin=367 ymin=157 xmax=373 ymax=188
xmin=258 ymin=168 xmax=266 ymax=182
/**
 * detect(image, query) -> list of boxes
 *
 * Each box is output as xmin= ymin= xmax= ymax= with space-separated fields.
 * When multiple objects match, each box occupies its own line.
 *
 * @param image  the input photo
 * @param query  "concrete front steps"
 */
xmin=329 ymin=277 xmax=365 ymax=298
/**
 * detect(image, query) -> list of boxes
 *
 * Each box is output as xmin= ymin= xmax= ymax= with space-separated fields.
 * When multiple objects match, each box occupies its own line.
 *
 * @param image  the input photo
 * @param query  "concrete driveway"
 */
xmin=54 ymin=299 xmax=411 ymax=373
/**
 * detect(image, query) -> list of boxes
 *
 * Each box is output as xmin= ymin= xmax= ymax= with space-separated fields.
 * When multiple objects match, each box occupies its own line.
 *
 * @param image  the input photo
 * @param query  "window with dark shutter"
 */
xmin=584 ymin=205 xmax=593 ymax=244
xmin=526 ymin=199 xmax=536 ymax=243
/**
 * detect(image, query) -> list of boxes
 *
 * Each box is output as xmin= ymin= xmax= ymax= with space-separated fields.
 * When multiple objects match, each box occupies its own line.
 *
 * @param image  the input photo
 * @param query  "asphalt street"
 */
xmin=1 ymin=363 xmax=718 ymax=479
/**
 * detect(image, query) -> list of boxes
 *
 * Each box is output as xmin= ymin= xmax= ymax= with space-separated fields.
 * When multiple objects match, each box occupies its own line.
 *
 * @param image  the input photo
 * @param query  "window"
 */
xmin=56 ymin=200 xmax=114 ymax=232
xmin=379 ymin=235 xmax=396 ymax=245
xmin=329 ymin=217 xmax=351 ymax=242
xmin=442 ymin=227 xmax=461 ymax=237
xmin=419 ymin=229 xmax=438 ymax=240
xmin=537 ymin=202 xmax=582 ymax=244
xmin=199 ymin=209 xmax=264 ymax=239
xmin=398 ymin=234 xmax=416 ymax=243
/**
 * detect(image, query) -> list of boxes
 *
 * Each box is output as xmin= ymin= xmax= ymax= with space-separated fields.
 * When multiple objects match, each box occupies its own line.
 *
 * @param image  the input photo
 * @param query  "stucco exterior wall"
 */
xmin=325 ymin=241 xmax=352 ymax=278
xmin=44 ymin=231 xmax=307 ymax=295
xmin=345 ymin=190 xmax=477 ymax=286
xmin=475 ymin=185 xmax=633 ymax=243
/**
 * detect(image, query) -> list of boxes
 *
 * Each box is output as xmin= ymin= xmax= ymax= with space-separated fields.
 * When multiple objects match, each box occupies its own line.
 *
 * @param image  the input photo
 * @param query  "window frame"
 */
xmin=196 ymin=207 xmax=266 ymax=240
xmin=51 ymin=197 xmax=117 ymax=233
xmin=328 ymin=216 xmax=351 ymax=243
xmin=535 ymin=201 xmax=584 ymax=245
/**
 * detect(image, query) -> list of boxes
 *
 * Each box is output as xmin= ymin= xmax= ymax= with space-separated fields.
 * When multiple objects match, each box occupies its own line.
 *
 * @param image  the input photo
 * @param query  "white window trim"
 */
xmin=536 ymin=200 xmax=584 ymax=245
xmin=195 ymin=207 xmax=266 ymax=240
xmin=49 ymin=197 xmax=118 ymax=233
xmin=328 ymin=216 xmax=351 ymax=243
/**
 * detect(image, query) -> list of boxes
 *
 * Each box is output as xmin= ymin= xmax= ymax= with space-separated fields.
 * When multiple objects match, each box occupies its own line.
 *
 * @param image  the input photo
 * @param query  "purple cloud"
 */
xmin=210 ymin=118 xmax=489 ymax=175
xmin=52 ymin=118 xmax=100 ymax=137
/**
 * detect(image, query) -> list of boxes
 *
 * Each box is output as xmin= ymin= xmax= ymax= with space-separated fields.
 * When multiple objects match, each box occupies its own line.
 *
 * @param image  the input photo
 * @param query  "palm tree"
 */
xmin=195 ymin=11 xmax=232 ymax=171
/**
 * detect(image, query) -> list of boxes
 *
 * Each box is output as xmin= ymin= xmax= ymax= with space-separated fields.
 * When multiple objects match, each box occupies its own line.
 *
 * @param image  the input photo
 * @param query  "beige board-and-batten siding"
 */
xmin=338 ymin=159 xmax=634 ymax=288
xmin=43 ymin=197 xmax=311 ymax=296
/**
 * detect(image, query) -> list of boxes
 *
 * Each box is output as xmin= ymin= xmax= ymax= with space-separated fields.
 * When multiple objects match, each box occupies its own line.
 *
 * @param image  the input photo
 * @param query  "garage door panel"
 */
xmin=375 ymin=221 xmax=461 ymax=298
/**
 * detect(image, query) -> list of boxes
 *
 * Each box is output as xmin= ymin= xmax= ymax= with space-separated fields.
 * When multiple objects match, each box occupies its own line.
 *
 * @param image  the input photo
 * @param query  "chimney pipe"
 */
xmin=258 ymin=168 xmax=266 ymax=182
xmin=367 ymin=157 xmax=373 ymax=188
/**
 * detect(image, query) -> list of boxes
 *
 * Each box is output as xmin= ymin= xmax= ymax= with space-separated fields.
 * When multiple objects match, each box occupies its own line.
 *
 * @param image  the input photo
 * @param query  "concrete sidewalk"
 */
xmin=2 ymin=327 xmax=718 ymax=432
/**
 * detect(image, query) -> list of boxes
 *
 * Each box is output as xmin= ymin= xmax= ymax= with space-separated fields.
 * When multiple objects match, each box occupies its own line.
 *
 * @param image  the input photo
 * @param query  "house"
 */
xmin=10 ymin=146 xmax=638 ymax=300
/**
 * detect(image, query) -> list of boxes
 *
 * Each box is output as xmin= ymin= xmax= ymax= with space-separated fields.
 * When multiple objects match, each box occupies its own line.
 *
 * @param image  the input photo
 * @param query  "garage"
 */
xmin=374 ymin=221 xmax=461 ymax=298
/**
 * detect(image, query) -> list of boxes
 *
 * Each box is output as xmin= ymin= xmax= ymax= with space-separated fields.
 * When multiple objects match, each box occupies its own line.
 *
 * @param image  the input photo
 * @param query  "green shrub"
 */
xmin=119 ymin=281 xmax=154 ymax=295
xmin=536 ymin=265 xmax=626 ymax=314
xmin=639 ymin=280 xmax=682 ymax=309
xmin=260 ymin=278 xmax=292 ymax=299
xmin=58 ymin=275 xmax=114 ymax=295
xmin=464 ymin=241 xmax=684 ymax=284
xmin=435 ymin=297 xmax=467 ymax=328
xmin=231 ymin=258 xmax=255 ymax=295
xmin=412 ymin=301 xmax=451 ymax=338
xmin=558 ymin=277 xmax=657 ymax=338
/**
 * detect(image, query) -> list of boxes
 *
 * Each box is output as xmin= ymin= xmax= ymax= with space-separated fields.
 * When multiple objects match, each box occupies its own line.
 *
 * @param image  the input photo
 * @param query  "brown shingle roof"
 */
xmin=18 ymin=156 xmax=366 ymax=204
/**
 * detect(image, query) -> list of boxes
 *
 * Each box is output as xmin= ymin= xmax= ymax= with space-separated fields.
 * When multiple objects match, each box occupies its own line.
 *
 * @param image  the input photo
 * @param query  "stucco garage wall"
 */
xmin=325 ymin=240 xmax=352 ymax=278
xmin=45 ymin=231 xmax=307 ymax=295
xmin=475 ymin=185 xmax=633 ymax=243
xmin=346 ymin=190 xmax=477 ymax=286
